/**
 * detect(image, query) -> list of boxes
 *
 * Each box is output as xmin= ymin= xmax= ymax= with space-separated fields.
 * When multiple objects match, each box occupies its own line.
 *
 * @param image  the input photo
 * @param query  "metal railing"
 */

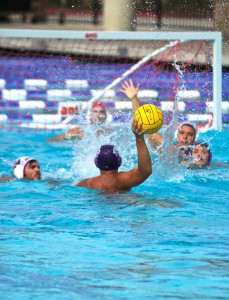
xmin=0 ymin=0 xmax=215 ymax=31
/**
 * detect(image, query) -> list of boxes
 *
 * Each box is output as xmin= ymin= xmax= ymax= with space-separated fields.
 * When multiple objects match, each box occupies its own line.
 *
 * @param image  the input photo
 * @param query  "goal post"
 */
xmin=0 ymin=29 xmax=223 ymax=130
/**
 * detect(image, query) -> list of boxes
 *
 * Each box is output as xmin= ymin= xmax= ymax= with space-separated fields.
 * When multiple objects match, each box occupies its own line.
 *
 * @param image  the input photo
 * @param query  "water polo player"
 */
xmin=47 ymin=102 xmax=108 ymax=142
xmin=188 ymin=142 xmax=212 ymax=168
xmin=76 ymin=118 xmax=152 ymax=192
xmin=13 ymin=157 xmax=41 ymax=180
xmin=120 ymin=79 xmax=197 ymax=152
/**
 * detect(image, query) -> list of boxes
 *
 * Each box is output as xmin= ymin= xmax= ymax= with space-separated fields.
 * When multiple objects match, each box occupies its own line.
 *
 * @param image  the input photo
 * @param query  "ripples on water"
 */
xmin=0 ymin=126 xmax=229 ymax=299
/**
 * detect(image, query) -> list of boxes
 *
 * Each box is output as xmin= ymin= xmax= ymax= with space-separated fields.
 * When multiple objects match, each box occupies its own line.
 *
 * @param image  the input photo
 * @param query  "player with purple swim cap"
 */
xmin=76 ymin=118 xmax=152 ymax=192
xmin=94 ymin=145 xmax=122 ymax=171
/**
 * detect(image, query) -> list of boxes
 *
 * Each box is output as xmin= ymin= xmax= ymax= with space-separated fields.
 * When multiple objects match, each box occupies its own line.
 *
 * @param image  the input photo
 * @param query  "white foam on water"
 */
xmin=69 ymin=119 xmax=136 ymax=180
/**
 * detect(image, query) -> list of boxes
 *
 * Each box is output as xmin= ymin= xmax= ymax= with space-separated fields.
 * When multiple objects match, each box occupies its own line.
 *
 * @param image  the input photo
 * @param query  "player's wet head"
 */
xmin=178 ymin=121 xmax=197 ymax=135
xmin=94 ymin=145 xmax=122 ymax=171
xmin=91 ymin=102 xmax=106 ymax=114
xmin=90 ymin=102 xmax=107 ymax=125
xmin=13 ymin=156 xmax=41 ymax=179
xmin=193 ymin=142 xmax=212 ymax=163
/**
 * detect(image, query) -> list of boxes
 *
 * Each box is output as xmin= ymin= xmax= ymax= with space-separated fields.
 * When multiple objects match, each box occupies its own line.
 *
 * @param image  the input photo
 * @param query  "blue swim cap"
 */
xmin=94 ymin=145 xmax=122 ymax=171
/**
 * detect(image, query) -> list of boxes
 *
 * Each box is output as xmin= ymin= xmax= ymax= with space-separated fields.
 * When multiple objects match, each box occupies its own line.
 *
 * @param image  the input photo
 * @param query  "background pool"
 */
xmin=0 ymin=125 xmax=229 ymax=299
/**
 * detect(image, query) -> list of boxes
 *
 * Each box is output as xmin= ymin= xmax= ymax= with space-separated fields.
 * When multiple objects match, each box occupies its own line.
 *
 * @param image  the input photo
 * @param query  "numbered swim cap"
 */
xmin=13 ymin=156 xmax=36 ymax=179
xmin=94 ymin=145 xmax=122 ymax=171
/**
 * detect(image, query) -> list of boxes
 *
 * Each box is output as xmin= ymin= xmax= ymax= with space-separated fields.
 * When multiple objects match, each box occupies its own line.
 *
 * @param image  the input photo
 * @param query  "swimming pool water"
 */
xmin=0 ymin=126 xmax=229 ymax=300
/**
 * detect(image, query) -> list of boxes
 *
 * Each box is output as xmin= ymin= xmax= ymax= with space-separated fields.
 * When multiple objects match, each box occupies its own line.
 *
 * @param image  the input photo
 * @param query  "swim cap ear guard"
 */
xmin=94 ymin=145 xmax=122 ymax=171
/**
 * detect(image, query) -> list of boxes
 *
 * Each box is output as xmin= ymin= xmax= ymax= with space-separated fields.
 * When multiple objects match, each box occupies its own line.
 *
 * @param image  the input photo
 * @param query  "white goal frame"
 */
xmin=0 ymin=29 xmax=222 ymax=130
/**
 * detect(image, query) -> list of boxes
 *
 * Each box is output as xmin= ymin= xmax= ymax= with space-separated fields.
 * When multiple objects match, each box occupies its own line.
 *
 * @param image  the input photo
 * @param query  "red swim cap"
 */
xmin=91 ymin=102 xmax=106 ymax=111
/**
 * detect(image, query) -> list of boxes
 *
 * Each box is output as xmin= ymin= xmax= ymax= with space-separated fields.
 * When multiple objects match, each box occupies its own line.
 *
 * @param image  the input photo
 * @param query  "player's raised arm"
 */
xmin=76 ymin=118 xmax=152 ymax=193
xmin=146 ymin=132 xmax=164 ymax=148
xmin=47 ymin=126 xmax=84 ymax=142
xmin=116 ymin=119 xmax=152 ymax=189
xmin=121 ymin=79 xmax=163 ymax=149
xmin=120 ymin=79 xmax=141 ymax=112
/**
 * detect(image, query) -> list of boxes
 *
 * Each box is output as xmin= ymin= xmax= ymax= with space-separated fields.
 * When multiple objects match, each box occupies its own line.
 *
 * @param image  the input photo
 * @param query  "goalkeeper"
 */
xmin=120 ymin=79 xmax=197 ymax=162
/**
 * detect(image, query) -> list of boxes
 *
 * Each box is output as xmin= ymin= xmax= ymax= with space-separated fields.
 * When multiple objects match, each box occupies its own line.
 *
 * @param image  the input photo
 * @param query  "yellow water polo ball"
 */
xmin=134 ymin=104 xmax=164 ymax=134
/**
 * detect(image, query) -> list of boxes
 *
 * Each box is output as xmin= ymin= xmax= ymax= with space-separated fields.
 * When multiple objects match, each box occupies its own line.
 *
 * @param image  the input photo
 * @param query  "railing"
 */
xmin=0 ymin=3 xmax=215 ymax=31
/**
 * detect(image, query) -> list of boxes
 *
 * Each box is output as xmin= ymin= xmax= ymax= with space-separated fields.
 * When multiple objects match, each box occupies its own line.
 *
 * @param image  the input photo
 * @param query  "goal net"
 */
xmin=0 ymin=29 xmax=223 ymax=132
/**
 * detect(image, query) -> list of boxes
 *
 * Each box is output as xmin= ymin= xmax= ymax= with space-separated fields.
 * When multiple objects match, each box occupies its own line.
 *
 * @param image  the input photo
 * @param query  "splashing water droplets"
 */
xmin=152 ymin=60 xmax=189 ymax=181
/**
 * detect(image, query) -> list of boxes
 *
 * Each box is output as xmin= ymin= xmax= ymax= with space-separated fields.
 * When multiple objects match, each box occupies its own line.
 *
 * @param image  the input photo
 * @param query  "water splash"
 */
xmin=152 ymin=58 xmax=189 ymax=181
xmin=70 ymin=119 xmax=135 ymax=180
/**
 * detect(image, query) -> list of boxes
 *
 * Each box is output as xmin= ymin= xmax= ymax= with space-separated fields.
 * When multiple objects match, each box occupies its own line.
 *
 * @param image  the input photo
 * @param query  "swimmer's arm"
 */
xmin=120 ymin=79 xmax=141 ymax=112
xmin=212 ymin=163 xmax=229 ymax=167
xmin=0 ymin=176 xmax=14 ymax=182
xmin=120 ymin=79 xmax=163 ymax=148
xmin=116 ymin=122 xmax=152 ymax=189
xmin=131 ymin=95 xmax=141 ymax=112
xmin=76 ymin=178 xmax=90 ymax=188
xmin=47 ymin=133 xmax=69 ymax=142
xmin=194 ymin=162 xmax=229 ymax=169
xmin=95 ymin=127 xmax=110 ymax=137
xmin=47 ymin=127 xmax=84 ymax=142
xmin=146 ymin=132 xmax=163 ymax=148
xmin=116 ymin=166 xmax=151 ymax=190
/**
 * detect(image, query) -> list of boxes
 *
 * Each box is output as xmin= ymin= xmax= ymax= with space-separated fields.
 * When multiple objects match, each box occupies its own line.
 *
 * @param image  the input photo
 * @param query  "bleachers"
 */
xmin=0 ymin=56 xmax=228 ymax=126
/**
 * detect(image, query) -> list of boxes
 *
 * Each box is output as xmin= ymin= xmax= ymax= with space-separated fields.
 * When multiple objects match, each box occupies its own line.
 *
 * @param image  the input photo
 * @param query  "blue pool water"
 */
xmin=0 ymin=125 xmax=229 ymax=299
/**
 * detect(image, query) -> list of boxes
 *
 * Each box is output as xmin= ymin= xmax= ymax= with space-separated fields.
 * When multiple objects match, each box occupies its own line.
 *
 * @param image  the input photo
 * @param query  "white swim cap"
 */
xmin=13 ymin=156 xmax=36 ymax=179
xmin=179 ymin=121 xmax=197 ymax=134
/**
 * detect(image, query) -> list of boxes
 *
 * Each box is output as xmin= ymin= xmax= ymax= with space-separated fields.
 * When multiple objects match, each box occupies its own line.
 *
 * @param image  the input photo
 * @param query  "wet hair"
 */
xmin=193 ymin=142 xmax=212 ymax=163
xmin=94 ymin=145 xmax=122 ymax=171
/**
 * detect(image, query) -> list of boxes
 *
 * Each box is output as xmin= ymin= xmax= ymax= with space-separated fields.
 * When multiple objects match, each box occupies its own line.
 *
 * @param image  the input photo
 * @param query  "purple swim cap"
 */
xmin=94 ymin=145 xmax=122 ymax=171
